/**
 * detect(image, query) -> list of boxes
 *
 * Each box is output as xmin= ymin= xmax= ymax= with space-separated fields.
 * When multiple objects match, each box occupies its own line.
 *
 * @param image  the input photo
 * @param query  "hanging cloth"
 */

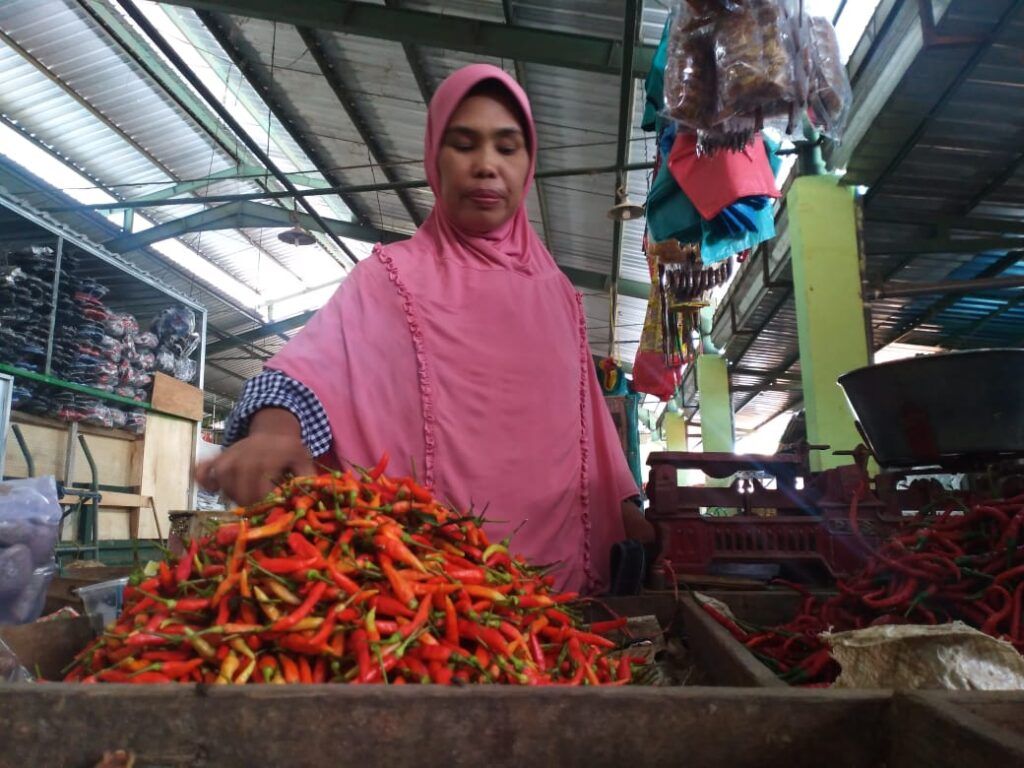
xmin=668 ymin=132 xmax=781 ymax=220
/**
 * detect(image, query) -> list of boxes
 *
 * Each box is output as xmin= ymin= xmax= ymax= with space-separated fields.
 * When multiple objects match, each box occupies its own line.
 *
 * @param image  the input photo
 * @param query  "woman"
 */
xmin=198 ymin=64 xmax=653 ymax=593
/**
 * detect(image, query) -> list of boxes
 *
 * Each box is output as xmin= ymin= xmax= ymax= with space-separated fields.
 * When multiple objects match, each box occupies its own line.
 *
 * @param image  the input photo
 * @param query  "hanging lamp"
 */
xmin=278 ymin=209 xmax=316 ymax=246
xmin=607 ymin=185 xmax=645 ymax=221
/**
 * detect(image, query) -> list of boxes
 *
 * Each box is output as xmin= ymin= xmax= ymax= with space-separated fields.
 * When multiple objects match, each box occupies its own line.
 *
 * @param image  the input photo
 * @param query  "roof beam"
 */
xmin=381 ymin=0 xmax=436 ymax=104
xmin=195 ymin=9 xmax=376 ymax=235
xmin=943 ymin=292 xmax=1024 ymax=347
xmin=128 ymin=164 xmax=329 ymax=204
xmin=103 ymin=200 xmax=401 ymax=253
xmin=116 ymin=0 xmax=359 ymax=266
xmin=67 ymin=161 xmax=657 ymax=211
xmin=296 ymin=27 xmax=423 ymax=226
xmin=866 ymin=237 xmax=1024 ymax=256
xmin=609 ymin=0 xmax=642 ymax=358
xmin=205 ymin=264 xmax=652 ymax=355
xmin=879 ymin=250 xmax=1024 ymax=346
xmin=207 ymin=310 xmax=317 ymax=355
xmin=154 ymin=0 xmax=656 ymax=76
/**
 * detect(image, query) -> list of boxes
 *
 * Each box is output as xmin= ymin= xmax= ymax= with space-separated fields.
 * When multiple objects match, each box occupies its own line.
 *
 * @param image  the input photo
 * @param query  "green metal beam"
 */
xmin=118 ymin=0 xmax=359 ymax=267
xmin=155 ymin=0 xmax=656 ymax=76
xmin=207 ymin=310 xmax=317 ymax=355
xmin=103 ymin=201 xmax=400 ymax=253
xmin=608 ymin=0 xmax=642 ymax=357
xmin=206 ymin=265 xmax=650 ymax=357
xmin=789 ymin=176 xmax=870 ymax=471
xmin=78 ymin=0 xmax=272 ymax=187
xmin=129 ymin=165 xmax=329 ymax=204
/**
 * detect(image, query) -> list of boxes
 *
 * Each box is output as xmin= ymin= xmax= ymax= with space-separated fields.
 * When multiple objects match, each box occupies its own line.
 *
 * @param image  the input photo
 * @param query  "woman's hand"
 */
xmin=195 ymin=408 xmax=316 ymax=506
xmin=621 ymin=500 xmax=657 ymax=544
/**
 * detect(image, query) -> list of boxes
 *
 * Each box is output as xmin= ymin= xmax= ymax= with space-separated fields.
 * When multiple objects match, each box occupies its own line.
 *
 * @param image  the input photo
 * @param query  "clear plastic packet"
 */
xmin=713 ymin=0 xmax=801 ymax=124
xmin=664 ymin=6 xmax=719 ymax=131
xmin=82 ymin=403 xmax=114 ymax=429
xmin=0 ymin=477 xmax=61 ymax=626
xmin=173 ymin=357 xmax=198 ymax=383
xmin=0 ymin=636 xmax=32 ymax=682
xmin=125 ymin=409 xmax=147 ymax=435
xmin=108 ymin=408 xmax=128 ymax=430
xmin=155 ymin=348 xmax=176 ymax=375
xmin=151 ymin=306 xmax=196 ymax=340
xmin=134 ymin=331 xmax=159 ymax=350
xmin=806 ymin=15 xmax=852 ymax=139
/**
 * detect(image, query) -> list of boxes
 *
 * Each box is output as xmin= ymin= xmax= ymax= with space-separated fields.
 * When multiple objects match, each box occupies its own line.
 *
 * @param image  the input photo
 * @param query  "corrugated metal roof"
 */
xmin=0 ymin=0 xmax=672 ymax=401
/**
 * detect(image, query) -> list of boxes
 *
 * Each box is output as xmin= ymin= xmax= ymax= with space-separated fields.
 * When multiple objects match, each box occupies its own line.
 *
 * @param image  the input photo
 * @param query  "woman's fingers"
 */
xmin=290 ymin=451 xmax=317 ymax=479
xmin=195 ymin=459 xmax=221 ymax=492
xmin=195 ymin=435 xmax=318 ymax=505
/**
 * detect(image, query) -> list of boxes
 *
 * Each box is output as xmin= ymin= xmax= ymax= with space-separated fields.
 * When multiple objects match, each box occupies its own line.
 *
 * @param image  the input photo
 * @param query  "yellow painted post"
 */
xmin=663 ymin=410 xmax=700 ymax=487
xmin=788 ymin=175 xmax=870 ymax=471
xmin=696 ymin=352 xmax=734 ymax=453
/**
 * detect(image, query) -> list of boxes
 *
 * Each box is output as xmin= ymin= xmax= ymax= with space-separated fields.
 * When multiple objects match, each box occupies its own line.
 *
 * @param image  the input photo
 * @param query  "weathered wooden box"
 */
xmin=2 ymin=596 xmax=1023 ymax=768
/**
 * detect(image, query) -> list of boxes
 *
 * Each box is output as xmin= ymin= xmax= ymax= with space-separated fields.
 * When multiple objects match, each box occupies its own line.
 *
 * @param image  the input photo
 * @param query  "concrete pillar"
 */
xmin=788 ymin=175 xmax=870 ymax=471
xmin=696 ymin=352 xmax=734 ymax=454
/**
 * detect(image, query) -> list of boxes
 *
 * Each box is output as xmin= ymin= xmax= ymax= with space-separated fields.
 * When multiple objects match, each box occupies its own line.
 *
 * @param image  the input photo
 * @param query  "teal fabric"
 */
xmin=647 ymin=160 xmax=702 ymax=244
xmin=764 ymin=134 xmax=783 ymax=177
xmin=642 ymin=18 xmax=672 ymax=133
xmin=701 ymin=201 xmax=776 ymax=263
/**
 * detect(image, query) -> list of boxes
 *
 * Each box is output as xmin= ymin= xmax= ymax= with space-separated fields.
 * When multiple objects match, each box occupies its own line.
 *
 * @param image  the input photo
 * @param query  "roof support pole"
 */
xmin=789 ymin=175 xmax=869 ymax=471
xmin=696 ymin=353 xmax=734 ymax=489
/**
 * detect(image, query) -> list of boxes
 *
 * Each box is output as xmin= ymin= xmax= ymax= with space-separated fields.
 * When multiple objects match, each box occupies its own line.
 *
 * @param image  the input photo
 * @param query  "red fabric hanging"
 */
xmin=667 ymin=133 xmax=781 ymax=220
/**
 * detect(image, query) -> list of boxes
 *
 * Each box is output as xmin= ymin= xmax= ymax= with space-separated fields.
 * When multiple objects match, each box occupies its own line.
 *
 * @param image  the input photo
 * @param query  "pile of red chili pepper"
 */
xmin=703 ymin=490 xmax=1024 ymax=686
xmin=62 ymin=457 xmax=640 ymax=686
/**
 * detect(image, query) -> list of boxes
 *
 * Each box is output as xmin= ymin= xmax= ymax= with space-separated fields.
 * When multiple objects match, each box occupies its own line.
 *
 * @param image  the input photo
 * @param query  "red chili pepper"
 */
xmin=175 ymin=539 xmax=199 ymax=584
xmin=272 ymin=581 xmax=327 ymax=632
xmin=278 ymin=654 xmax=300 ymax=683
xmin=588 ymin=618 xmax=628 ymax=634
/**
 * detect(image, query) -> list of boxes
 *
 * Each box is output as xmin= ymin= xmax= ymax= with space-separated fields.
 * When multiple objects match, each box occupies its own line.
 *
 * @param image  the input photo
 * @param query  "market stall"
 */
xmin=1 ymin=0 xmax=1024 ymax=765
xmin=0 ymin=195 xmax=206 ymax=562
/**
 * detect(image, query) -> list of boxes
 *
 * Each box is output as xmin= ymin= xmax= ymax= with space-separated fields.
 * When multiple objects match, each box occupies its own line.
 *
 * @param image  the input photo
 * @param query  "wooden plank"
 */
xmin=5 ymin=417 xmax=137 ymax=488
xmin=150 ymin=372 xmax=203 ymax=422
xmin=0 ymin=617 xmax=94 ymax=681
xmin=11 ymin=411 xmax=138 ymax=441
xmin=138 ymin=413 xmax=196 ymax=539
xmin=95 ymin=491 xmax=145 ymax=508
xmin=890 ymin=692 xmax=1024 ymax=768
xmin=678 ymin=595 xmax=785 ymax=688
xmin=0 ymin=686 xmax=890 ymax=767
xmin=918 ymin=691 xmax=1024 ymax=743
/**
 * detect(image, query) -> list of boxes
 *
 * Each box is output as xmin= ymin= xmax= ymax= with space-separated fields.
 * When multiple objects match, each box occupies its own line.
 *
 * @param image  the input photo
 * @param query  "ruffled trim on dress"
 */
xmin=376 ymin=244 xmax=437 ymax=488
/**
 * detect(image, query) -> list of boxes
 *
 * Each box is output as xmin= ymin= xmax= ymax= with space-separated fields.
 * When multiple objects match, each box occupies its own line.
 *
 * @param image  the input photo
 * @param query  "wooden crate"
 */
xmin=3 ymin=607 xmax=1024 ymax=766
xmin=149 ymin=373 xmax=203 ymax=422
xmin=891 ymin=692 xmax=1024 ymax=766
xmin=5 ymin=410 xmax=196 ymax=542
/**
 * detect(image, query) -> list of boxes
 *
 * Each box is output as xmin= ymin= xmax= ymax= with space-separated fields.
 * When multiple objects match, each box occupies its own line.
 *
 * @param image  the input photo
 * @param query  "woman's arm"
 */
xmin=196 ymin=370 xmax=328 ymax=505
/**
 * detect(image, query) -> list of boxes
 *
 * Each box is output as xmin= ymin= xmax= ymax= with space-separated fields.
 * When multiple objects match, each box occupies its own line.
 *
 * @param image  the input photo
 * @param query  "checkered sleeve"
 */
xmin=222 ymin=369 xmax=333 ymax=457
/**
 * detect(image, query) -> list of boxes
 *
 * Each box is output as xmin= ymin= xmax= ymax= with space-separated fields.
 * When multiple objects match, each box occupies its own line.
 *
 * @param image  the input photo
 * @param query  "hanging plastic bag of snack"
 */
xmin=806 ymin=15 xmax=853 ymax=140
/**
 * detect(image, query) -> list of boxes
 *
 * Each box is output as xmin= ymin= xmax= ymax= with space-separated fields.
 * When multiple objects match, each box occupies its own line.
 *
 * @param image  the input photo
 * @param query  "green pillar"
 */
xmin=788 ymin=175 xmax=870 ymax=471
xmin=663 ymin=410 xmax=700 ymax=487
xmin=696 ymin=352 xmax=734 ymax=454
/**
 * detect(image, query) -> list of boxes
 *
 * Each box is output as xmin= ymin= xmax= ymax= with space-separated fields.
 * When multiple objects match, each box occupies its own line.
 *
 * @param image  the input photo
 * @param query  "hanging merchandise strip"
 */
xmin=662 ymin=1 xmax=852 ymax=154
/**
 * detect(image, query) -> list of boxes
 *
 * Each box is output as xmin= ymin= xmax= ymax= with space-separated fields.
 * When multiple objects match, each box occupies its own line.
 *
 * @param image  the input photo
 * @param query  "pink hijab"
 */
xmin=269 ymin=64 xmax=636 ymax=593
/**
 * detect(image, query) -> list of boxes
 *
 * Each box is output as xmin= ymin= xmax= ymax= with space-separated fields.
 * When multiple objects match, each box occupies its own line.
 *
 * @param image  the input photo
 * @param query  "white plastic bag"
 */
xmin=0 ymin=476 xmax=61 ymax=625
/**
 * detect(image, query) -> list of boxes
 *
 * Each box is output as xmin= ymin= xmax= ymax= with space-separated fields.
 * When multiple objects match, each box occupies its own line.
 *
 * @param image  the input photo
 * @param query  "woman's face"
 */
xmin=437 ymin=93 xmax=531 ymax=234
